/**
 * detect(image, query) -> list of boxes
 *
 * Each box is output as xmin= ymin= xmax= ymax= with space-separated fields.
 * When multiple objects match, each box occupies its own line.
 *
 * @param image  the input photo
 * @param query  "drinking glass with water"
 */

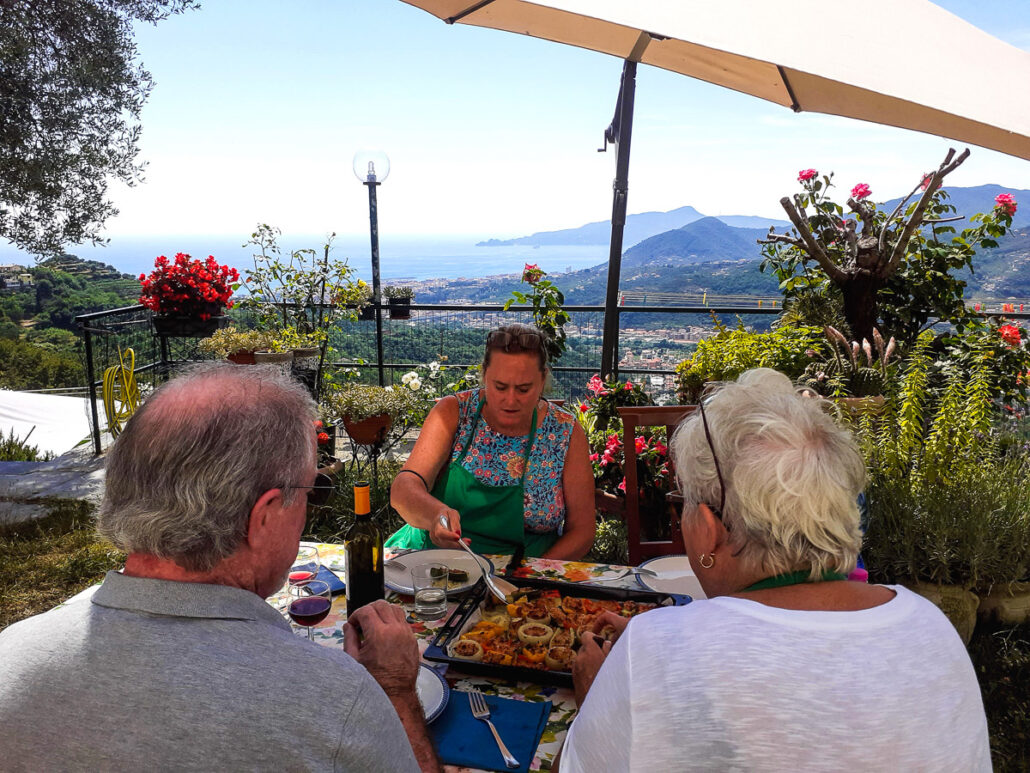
xmin=411 ymin=563 xmax=449 ymax=620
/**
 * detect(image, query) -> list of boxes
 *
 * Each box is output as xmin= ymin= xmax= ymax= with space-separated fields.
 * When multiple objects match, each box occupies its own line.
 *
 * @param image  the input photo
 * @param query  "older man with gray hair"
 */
xmin=0 ymin=363 xmax=438 ymax=772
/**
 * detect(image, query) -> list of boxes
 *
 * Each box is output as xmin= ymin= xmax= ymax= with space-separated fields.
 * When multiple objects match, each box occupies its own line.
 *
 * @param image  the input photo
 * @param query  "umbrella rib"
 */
xmin=776 ymin=66 xmax=802 ymax=113
xmin=447 ymin=0 xmax=497 ymax=24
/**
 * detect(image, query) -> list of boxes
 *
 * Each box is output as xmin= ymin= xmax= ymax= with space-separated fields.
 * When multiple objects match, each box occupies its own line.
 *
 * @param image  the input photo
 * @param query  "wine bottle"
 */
xmin=345 ymin=481 xmax=384 ymax=616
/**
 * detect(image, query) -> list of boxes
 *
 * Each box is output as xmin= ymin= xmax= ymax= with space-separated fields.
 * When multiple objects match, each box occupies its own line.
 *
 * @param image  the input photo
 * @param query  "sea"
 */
xmin=0 ymin=235 xmax=611 ymax=283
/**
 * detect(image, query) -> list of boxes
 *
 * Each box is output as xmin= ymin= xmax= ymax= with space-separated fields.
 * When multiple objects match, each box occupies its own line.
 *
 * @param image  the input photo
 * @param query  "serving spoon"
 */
xmin=437 ymin=514 xmax=517 ymax=603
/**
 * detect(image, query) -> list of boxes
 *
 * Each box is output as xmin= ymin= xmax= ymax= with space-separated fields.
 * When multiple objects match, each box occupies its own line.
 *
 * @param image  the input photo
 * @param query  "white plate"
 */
xmin=384 ymin=549 xmax=493 ymax=595
xmin=636 ymin=555 xmax=707 ymax=599
xmin=416 ymin=664 xmax=450 ymax=723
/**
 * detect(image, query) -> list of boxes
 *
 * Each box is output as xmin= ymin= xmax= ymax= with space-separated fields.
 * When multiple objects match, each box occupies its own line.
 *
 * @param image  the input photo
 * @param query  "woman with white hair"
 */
xmin=558 ymin=368 xmax=990 ymax=772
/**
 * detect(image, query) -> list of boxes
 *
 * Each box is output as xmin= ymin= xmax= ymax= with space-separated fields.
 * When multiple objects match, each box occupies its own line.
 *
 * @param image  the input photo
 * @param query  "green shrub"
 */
xmin=857 ymin=331 xmax=1030 ymax=591
xmin=0 ymin=428 xmax=53 ymax=462
xmin=675 ymin=322 xmax=826 ymax=403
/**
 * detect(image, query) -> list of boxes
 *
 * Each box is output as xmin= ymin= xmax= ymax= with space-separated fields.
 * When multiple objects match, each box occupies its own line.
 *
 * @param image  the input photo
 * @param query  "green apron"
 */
xmin=385 ymin=400 xmax=559 ymax=557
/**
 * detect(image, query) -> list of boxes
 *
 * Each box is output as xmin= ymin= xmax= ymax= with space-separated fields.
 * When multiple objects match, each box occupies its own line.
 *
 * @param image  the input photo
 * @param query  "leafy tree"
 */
xmin=0 ymin=0 xmax=198 ymax=257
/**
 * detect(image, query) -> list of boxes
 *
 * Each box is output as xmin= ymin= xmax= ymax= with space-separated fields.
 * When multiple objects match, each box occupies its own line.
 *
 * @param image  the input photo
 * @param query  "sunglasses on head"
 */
xmin=698 ymin=400 xmax=727 ymax=522
xmin=281 ymin=472 xmax=334 ymax=508
xmin=486 ymin=329 xmax=544 ymax=352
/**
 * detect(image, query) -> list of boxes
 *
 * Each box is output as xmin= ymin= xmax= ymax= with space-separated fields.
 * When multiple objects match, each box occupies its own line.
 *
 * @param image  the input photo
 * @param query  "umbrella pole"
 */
xmin=600 ymin=60 xmax=636 ymax=381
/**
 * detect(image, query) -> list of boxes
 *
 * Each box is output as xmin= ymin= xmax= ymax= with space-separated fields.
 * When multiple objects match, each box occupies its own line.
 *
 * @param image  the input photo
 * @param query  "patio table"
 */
xmin=273 ymin=545 xmax=648 ymax=773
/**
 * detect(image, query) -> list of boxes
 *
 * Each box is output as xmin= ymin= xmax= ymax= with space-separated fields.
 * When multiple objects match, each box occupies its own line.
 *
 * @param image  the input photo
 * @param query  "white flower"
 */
xmin=408 ymin=378 xmax=422 ymax=390
xmin=429 ymin=361 xmax=440 ymax=373
xmin=384 ymin=385 xmax=394 ymax=391
xmin=401 ymin=371 xmax=417 ymax=385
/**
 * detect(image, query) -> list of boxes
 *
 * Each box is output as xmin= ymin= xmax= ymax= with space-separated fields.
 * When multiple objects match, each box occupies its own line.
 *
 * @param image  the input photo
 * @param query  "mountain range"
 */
xmin=476 ymin=206 xmax=789 ymax=248
xmin=425 ymin=185 xmax=1030 ymax=305
xmin=479 ymin=184 xmax=1029 ymax=251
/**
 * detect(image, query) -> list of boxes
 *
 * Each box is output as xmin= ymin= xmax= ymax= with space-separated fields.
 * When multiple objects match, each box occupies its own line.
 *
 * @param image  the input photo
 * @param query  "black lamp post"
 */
xmin=353 ymin=151 xmax=390 ymax=386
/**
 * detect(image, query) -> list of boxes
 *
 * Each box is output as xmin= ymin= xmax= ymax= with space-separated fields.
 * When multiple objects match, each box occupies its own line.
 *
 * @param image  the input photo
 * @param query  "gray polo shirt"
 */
xmin=0 ymin=571 xmax=420 ymax=772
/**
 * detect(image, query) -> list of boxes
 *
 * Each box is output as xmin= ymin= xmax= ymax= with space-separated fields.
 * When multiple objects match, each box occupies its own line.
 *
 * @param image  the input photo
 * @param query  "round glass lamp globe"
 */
xmin=353 ymin=150 xmax=390 ymax=183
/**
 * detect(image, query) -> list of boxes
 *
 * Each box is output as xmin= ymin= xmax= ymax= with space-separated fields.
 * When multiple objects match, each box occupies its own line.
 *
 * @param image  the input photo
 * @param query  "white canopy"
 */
xmin=403 ymin=0 xmax=1030 ymax=160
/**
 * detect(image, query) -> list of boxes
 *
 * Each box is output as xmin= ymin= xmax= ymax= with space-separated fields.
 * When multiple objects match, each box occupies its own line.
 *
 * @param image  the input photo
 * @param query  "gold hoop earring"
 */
xmin=699 ymin=553 xmax=715 ymax=570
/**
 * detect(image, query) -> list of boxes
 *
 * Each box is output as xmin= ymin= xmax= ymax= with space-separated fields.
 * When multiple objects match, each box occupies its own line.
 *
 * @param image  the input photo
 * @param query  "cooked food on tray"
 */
xmin=448 ymin=589 xmax=657 ymax=671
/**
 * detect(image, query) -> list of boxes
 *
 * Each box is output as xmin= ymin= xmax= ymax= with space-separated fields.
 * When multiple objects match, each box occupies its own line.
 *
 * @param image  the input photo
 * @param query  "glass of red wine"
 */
xmin=287 ymin=579 xmax=332 ymax=642
xmin=288 ymin=545 xmax=321 ymax=588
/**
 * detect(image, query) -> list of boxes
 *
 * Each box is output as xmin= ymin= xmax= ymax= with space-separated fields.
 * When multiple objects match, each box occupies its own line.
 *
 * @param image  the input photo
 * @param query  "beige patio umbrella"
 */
xmin=400 ymin=0 xmax=1030 ymax=374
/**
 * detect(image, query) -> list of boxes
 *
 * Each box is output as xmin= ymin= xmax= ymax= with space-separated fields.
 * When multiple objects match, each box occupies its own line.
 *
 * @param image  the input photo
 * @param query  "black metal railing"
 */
xmin=76 ymin=301 xmax=781 ymax=453
xmin=76 ymin=297 xmax=1030 ymax=454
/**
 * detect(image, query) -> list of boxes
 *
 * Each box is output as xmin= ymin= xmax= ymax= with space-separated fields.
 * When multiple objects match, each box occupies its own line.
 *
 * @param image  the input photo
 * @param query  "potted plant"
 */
xmin=355 ymin=282 xmax=376 ymax=321
xmin=856 ymin=327 xmax=1030 ymax=642
xmin=796 ymin=326 xmax=896 ymax=413
xmin=238 ymin=225 xmax=363 ymax=335
xmin=326 ymin=384 xmax=416 ymax=446
xmin=384 ymin=285 xmax=414 ymax=319
xmin=198 ymin=327 xmax=275 ymax=364
xmin=139 ymin=253 xmax=239 ymax=337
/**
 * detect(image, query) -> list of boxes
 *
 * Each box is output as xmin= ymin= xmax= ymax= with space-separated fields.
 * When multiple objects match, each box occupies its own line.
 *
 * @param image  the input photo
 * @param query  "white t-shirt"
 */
xmin=561 ymin=585 xmax=990 ymax=772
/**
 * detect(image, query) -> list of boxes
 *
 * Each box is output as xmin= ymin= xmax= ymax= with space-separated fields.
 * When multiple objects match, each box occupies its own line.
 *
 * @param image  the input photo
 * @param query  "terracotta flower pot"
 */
xmin=977 ymin=581 xmax=1030 ymax=625
xmin=343 ymin=413 xmax=393 ymax=445
xmin=226 ymin=350 xmax=257 ymax=365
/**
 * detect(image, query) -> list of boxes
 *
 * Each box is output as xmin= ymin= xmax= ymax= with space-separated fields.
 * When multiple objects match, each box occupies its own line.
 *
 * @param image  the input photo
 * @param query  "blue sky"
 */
xmin=34 ymin=1 xmax=1030 ymax=245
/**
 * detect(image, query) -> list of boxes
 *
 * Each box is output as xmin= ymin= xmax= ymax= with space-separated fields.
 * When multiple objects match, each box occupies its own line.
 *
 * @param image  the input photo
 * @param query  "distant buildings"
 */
xmin=0 ymin=264 xmax=33 ymax=290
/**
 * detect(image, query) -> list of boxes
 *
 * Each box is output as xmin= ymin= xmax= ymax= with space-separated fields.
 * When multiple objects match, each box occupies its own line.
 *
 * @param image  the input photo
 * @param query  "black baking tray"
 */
xmin=423 ymin=575 xmax=692 ymax=686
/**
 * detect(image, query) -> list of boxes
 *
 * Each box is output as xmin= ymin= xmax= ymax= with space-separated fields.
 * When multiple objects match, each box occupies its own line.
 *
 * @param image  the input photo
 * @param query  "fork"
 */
xmin=468 ymin=690 xmax=520 ymax=769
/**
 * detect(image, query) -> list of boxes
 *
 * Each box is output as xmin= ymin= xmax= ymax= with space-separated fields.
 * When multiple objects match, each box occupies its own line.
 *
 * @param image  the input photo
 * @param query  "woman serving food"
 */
xmin=387 ymin=323 xmax=595 ymax=559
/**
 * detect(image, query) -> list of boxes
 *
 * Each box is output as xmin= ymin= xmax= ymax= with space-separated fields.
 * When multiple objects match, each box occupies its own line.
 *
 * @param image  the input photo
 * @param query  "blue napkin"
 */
xmin=431 ymin=691 xmax=551 ymax=773
xmin=292 ymin=562 xmax=346 ymax=595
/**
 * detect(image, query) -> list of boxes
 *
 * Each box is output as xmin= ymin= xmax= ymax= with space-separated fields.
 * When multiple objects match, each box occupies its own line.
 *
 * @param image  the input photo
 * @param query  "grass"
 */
xmin=0 ymin=502 xmax=124 ymax=631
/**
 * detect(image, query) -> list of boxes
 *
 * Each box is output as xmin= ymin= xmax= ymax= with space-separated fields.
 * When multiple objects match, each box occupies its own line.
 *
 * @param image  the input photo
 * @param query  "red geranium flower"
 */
xmin=999 ymin=324 xmax=1021 ymax=347
xmin=139 ymin=252 xmax=238 ymax=317
xmin=317 ymin=432 xmax=330 ymax=444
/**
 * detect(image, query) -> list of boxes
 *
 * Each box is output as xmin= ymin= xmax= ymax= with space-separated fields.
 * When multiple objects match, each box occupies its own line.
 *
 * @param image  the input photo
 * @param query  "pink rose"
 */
xmin=798 ymin=169 xmax=818 ymax=182
xmin=850 ymin=183 xmax=871 ymax=200
xmin=521 ymin=262 xmax=545 ymax=285
xmin=995 ymin=193 xmax=1018 ymax=217
xmin=920 ymin=173 xmax=934 ymax=192
xmin=624 ymin=382 xmax=633 ymax=391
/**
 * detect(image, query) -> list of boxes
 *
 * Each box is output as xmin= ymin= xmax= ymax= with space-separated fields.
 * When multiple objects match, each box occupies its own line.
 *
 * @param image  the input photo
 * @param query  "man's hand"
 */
xmin=572 ymin=631 xmax=612 ymax=708
xmin=343 ymin=600 xmax=419 ymax=696
xmin=429 ymin=509 xmax=464 ymax=550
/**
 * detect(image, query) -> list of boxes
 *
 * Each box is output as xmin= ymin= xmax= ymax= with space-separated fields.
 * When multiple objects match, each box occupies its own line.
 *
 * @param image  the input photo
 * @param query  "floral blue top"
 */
xmin=451 ymin=389 xmax=576 ymax=534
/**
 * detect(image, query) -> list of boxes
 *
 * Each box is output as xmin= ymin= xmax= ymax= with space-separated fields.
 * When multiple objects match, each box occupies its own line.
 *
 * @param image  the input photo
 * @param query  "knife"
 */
xmin=504 ymin=542 xmax=526 ymax=579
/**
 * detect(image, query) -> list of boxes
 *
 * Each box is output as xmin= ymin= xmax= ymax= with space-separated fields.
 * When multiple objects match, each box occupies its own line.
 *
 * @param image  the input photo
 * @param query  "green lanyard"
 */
xmin=742 ymin=569 xmax=848 ymax=592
